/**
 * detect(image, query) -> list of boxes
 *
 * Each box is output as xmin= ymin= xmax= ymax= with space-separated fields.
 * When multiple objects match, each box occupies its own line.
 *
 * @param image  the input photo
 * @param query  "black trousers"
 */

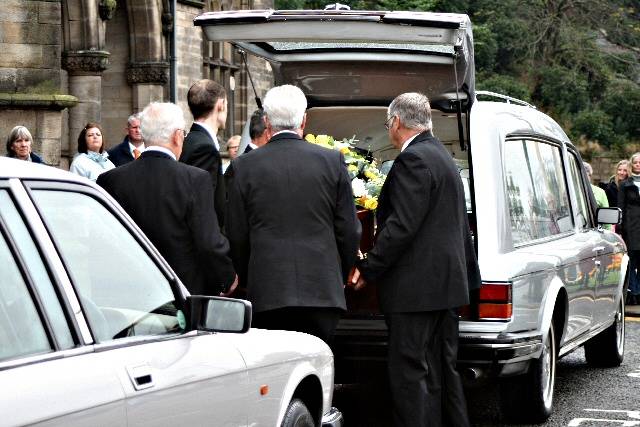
xmin=252 ymin=306 xmax=342 ymax=345
xmin=385 ymin=309 xmax=469 ymax=427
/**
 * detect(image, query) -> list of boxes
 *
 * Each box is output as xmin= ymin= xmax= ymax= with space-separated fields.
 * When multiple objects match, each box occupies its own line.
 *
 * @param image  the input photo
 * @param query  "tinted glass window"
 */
xmin=568 ymin=153 xmax=591 ymax=229
xmin=0 ymin=191 xmax=74 ymax=349
xmin=0 ymin=216 xmax=51 ymax=361
xmin=505 ymin=139 xmax=573 ymax=245
xmin=32 ymin=190 xmax=182 ymax=342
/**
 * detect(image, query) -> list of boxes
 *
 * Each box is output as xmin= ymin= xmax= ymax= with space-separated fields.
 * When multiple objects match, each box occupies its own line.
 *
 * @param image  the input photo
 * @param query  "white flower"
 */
xmin=352 ymin=178 xmax=367 ymax=197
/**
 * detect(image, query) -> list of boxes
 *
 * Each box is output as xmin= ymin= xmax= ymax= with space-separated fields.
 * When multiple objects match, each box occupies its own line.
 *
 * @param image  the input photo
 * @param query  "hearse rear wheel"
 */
xmin=499 ymin=323 xmax=556 ymax=423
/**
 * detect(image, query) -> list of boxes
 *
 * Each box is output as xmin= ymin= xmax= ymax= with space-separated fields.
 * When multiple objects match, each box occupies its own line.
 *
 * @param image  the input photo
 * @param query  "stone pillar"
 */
xmin=62 ymin=50 xmax=109 ymax=159
xmin=0 ymin=0 xmax=77 ymax=167
xmin=127 ymin=61 xmax=169 ymax=112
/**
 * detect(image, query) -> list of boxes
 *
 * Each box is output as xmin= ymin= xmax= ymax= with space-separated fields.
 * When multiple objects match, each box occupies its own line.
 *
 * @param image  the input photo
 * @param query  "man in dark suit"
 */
xmin=243 ymin=109 xmax=269 ymax=154
xmin=98 ymin=102 xmax=236 ymax=296
xmin=352 ymin=92 xmax=479 ymax=427
xmin=107 ymin=113 xmax=144 ymax=166
xmin=180 ymin=79 xmax=228 ymax=226
xmin=226 ymin=85 xmax=361 ymax=344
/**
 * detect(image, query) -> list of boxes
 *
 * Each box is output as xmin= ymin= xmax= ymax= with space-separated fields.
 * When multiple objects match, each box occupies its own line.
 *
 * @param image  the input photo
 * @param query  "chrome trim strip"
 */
xmin=0 ymin=346 xmax=93 ymax=371
xmin=558 ymin=321 xmax=612 ymax=357
xmin=8 ymin=179 xmax=93 ymax=345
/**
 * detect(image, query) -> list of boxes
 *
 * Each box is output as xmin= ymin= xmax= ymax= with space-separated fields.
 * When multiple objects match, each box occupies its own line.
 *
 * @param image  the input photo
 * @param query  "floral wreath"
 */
xmin=305 ymin=134 xmax=387 ymax=211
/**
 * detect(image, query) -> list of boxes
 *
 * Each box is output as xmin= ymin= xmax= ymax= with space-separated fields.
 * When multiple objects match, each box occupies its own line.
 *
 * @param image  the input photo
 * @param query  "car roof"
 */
xmin=473 ymin=100 xmax=571 ymax=146
xmin=0 ymin=157 xmax=90 ymax=184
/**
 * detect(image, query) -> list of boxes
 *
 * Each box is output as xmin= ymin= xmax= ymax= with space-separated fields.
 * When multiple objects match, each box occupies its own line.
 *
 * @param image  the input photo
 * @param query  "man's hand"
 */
xmin=220 ymin=274 xmax=239 ymax=297
xmin=350 ymin=268 xmax=367 ymax=291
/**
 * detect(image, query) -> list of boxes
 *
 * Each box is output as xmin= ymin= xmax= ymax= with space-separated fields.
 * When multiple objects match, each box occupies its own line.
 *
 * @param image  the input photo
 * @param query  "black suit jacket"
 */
xmin=243 ymin=144 xmax=253 ymax=155
xmin=97 ymin=150 xmax=235 ymax=295
xmin=179 ymin=123 xmax=226 ymax=226
xmin=107 ymin=138 xmax=135 ymax=167
xmin=226 ymin=132 xmax=361 ymax=312
xmin=359 ymin=132 xmax=476 ymax=313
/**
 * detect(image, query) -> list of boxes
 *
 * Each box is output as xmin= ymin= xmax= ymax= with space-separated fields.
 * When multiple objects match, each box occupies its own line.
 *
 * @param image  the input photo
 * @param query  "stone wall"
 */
xmin=0 ymin=0 xmax=74 ymax=166
xmin=102 ymin=2 xmax=134 ymax=151
xmin=176 ymin=2 xmax=205 ymax=124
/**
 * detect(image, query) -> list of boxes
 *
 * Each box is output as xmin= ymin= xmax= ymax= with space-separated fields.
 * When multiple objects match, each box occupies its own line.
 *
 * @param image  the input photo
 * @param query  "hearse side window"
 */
xmin=31 ymin=190 xmax=182 ymax=343
xmin=567 ymin=153 xmax=591 ymax=229
xmin=504 ymin=139 xmax=573 ymax=246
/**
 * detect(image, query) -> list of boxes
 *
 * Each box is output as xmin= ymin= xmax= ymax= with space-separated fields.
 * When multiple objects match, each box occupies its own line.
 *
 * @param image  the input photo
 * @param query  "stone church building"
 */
xmin=1 ymin=0 xmax=274 ymax=168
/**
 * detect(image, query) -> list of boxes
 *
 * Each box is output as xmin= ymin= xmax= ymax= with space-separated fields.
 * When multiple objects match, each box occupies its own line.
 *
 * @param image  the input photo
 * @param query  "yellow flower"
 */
xmin=340 ymin=147 xmax=350 ymax=155
xmin=348 ymin=164 xmax=358 ymax=173
xmin=364 ymin=197 xmax=378 ymax=210
xmin=364 ymin=170 xmax=377 ymax=180
xmin=305 ymin=134 xmax=316 ymax=143
xmin=316 ymin=134 xmax=332 ymax=145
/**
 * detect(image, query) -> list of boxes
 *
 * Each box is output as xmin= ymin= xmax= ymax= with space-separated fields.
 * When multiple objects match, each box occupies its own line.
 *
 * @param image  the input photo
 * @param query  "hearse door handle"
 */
xmin=126 ymin=364 xmax=155 ymax=391
xmin=592 ymin=246 xmax=605 ymax=253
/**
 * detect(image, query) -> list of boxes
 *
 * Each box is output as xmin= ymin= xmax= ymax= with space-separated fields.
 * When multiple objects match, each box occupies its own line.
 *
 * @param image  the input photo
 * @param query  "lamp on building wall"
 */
xmin=99 ymin=0 xmax=117 ymax=21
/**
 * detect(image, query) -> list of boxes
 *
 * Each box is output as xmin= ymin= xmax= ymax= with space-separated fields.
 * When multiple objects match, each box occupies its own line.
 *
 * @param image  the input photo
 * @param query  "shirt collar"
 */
xmin=273 ymin=130 xmax=299 ymax=138
xmin=193 ymin=122 xmax=220 ymax=151
xmin=145 ymin=146 xmax=176 ymax=161
xmin=248 ymin=141 xmax=258 ymax=150
xmin=401 ymin=133 xmax=421 ymax=152
xmin=128 ymin=141 xmax=144 ymax=153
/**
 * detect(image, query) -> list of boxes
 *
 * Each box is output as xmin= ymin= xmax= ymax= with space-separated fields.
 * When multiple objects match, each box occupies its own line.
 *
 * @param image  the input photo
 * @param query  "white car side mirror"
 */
xmin=187 ymin=296 xmax=252 ymax=333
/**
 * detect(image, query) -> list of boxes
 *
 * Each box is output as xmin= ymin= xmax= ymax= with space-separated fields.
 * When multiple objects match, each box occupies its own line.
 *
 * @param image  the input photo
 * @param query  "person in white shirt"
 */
xmin=179 ymin=79 xmax=228 ymax=226
xmin=70 ymin=122 xmax=115 ymax=181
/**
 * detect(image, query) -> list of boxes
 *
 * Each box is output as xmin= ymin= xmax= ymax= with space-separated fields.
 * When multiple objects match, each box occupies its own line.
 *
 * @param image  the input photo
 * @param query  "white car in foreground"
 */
xmin=0 ymin=157 xmax=342 ymax=427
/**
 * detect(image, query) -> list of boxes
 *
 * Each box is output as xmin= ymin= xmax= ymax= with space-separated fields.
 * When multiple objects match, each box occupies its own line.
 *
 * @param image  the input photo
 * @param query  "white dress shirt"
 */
xmin=145 ymin=145 xmax=177 ymax=160
xmin=401 ymin=133 xmax=421 ymax=152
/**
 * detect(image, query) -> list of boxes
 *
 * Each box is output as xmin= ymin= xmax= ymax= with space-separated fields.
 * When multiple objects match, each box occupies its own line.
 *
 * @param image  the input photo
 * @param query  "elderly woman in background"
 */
xmin=619 ymin=152 xmax=640 ymax=305
xmin=5 ymin=126 xmax=43 ymax=163
xmin=70 ymin=122 xmax=115 ymax=181
xmin=605 ymin=160 xmax=629 ymax=208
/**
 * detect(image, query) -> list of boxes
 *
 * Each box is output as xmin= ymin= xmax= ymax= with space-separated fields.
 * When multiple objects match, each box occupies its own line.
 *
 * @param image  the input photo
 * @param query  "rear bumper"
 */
xmin=322 ymin=407 xmax=344 ymax=427
xmin=334 ymin=320 xmax=543 ymax=380
xmin=457 ymin=332 xmax=543 ymax=377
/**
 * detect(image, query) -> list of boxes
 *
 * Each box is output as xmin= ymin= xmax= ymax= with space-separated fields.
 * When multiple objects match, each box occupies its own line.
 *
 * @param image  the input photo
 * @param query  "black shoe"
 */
xmin=627 ymin=293 xmax=638 ymax=306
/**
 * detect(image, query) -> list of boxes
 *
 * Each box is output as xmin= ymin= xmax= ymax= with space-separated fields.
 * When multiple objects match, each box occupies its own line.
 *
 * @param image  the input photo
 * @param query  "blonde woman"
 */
xmin=70 ymin=122 xmax=115 ymax=181
xmin=604 ymin=159 xmax=629 ymax=208
xmin=5 ymin=126 xmax=43 ymax=163
xmin=619 ymin=153 xmax=640 ymax=305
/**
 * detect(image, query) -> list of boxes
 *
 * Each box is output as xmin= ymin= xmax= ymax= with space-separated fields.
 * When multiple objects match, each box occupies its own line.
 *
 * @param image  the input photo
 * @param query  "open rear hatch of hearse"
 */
xmin=195 ymin=11 xmax=478 ymax=350
xmin=195 ymin=9 xmax=475 ymax=107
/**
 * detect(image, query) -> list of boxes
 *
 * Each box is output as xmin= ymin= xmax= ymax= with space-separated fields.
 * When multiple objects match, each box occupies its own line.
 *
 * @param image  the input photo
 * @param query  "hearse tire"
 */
xmin=281 ymin=398 xmax=314 ymax=427
xmin=499 ymin=323 xmax=556 ymax=423
xmin=585 ymin=298 xmax=625 ymax=368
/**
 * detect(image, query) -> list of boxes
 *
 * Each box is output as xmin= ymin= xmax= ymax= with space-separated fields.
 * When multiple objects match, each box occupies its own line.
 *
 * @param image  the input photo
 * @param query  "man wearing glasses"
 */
xmin=98 ymin=102 xmax=237 ymax=297
xmin=352 ymin=92 xmax=479 ymax=427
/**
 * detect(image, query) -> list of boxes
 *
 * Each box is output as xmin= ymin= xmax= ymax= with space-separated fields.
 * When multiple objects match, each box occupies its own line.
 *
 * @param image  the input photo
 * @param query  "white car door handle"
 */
xmin=592 ymin=246 xmax=605 ymax=253
xmin=127 ymin=364 xmax=155 ymax=391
